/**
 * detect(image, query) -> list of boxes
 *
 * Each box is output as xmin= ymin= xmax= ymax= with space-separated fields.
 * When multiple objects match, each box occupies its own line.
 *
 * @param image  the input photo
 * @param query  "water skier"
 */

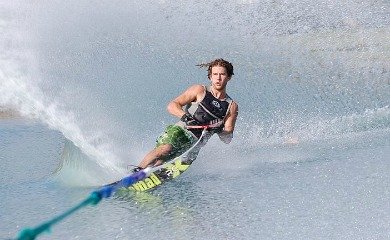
xmin=133 ymin=58 xmax=239 ymax=170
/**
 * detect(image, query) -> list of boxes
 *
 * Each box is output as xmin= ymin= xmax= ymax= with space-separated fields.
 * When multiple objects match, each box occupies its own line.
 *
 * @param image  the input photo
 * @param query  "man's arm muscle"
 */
xmin=167 ymin=84 xmax=204 ymax=118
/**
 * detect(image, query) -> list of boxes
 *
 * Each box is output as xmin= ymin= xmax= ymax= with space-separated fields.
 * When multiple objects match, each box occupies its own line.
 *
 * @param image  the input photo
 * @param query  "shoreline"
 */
xmin=0 ymin=109 xmax=22 ymax=120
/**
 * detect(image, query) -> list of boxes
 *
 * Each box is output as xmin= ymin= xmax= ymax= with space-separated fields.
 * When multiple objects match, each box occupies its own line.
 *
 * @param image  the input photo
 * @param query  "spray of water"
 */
xmin=0 ymin=4 xmax=125 ymax=183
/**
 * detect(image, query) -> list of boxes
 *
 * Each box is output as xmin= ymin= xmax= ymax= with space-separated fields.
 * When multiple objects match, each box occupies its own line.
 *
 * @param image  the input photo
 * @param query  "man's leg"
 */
xmin=138 ymin=144 xmax=172 ymax=169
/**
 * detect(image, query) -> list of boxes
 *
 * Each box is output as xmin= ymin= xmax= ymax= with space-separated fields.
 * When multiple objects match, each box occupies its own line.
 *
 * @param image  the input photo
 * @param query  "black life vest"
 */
xmin=185 ymin=86 xmax=233 ymax=137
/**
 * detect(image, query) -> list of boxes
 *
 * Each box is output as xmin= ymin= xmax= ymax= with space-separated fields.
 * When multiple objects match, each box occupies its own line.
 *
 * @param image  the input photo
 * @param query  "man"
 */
xmin=135 ymin=58 xmax=238 ymax=169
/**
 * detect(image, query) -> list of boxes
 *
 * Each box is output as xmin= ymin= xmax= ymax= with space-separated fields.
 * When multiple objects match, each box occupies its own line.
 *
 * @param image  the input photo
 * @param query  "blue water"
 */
xmin=1 ymin=0 xmax=389 ymax=239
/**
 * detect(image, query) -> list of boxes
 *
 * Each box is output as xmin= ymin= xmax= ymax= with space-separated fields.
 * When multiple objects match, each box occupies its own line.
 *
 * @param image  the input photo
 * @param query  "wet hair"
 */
xmin=197 ymin=58 xmax=234 ymax=78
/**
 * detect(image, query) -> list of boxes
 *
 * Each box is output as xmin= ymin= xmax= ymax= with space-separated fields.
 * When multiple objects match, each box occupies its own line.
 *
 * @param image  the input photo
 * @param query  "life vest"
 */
xmin=185 ymin=85 xmax=233 ymax=137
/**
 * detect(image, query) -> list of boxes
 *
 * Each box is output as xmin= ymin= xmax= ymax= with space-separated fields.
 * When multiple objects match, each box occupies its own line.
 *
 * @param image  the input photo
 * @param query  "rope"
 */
xmin=16 ymin=170 xmax=149 ymax=240
xmin=15 ymin=127 xmax=211 ymax=240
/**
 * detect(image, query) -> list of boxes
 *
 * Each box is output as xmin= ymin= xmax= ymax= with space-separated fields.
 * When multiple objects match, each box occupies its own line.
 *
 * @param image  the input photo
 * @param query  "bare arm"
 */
xmin=166 ymin=84 xmax=205 ymax=118
xmin=218 ymin=101 xmax=238 ymax=144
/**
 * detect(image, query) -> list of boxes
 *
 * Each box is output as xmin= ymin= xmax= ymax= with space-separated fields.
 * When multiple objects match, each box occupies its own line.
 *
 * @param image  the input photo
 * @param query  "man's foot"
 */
xmin=129 ymin=166 xmax=143 ymax=174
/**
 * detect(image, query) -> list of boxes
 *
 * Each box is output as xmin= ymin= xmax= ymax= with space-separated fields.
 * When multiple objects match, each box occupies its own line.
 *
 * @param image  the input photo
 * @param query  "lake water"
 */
xmin=1 ymin=1 xmax=389 ymax=239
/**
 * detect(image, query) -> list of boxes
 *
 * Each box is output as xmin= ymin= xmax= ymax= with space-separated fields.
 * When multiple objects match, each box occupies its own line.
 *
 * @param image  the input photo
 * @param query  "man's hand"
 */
xmin=181 ymin=113 xmax=201 ymax=126
xmin=208 ymin=119 xmax=224 ymax=133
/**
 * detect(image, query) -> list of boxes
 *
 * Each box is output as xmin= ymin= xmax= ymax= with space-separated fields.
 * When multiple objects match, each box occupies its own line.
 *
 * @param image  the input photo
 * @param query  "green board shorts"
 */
xmin=155 ymin=125 xmax=197 ymax=162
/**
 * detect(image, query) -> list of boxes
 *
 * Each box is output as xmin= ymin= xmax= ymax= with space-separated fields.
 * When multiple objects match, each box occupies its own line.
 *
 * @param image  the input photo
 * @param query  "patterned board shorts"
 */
xmin=155 ymin=125 xmax=197 ymax=162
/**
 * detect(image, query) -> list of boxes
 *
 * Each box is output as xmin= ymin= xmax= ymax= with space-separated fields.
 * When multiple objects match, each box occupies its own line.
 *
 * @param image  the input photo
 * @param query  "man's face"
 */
xmin=209 ymin=66 xmax=230 ymax=91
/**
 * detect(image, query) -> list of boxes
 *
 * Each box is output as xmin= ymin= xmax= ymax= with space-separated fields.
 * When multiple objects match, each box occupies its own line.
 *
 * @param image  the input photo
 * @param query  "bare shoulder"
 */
xmin=177 ymin=84 xmax=204 ymax=96
xmin=187 ymin=84 xmax=205 ymax=93
xmin=172 ymin=84 xmax=205 ymax=105
xmin=184 ymin=84 xmax=205 ymax=101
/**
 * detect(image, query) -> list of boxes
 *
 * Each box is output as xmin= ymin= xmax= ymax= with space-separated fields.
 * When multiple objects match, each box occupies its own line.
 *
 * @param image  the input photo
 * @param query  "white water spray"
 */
xmin=0 ymin=6 xmax=124 ymax=178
